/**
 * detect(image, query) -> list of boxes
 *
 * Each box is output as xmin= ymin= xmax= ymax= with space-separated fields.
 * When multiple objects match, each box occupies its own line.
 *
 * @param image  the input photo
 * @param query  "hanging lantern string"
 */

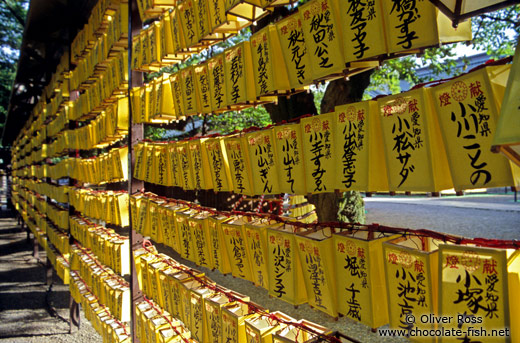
xmin=135 ymin=192 xmax=520 ymax=250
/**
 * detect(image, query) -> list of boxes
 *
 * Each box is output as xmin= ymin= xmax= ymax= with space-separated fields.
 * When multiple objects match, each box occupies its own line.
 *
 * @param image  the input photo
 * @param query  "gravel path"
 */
xmin=0 ymin=218 xmax=101 ymax=343
xmin=364 ymin=194 xmax=520 ymax=240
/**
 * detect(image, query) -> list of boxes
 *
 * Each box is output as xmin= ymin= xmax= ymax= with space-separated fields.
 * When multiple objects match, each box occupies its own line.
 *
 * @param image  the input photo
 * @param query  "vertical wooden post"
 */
xmin=128 ymin=1 xmax=144 ymax=341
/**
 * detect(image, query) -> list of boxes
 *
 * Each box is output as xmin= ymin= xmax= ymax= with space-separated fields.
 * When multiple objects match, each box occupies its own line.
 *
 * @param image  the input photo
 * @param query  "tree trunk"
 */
xmin=264 ymin=70 xmax=373 ymax=223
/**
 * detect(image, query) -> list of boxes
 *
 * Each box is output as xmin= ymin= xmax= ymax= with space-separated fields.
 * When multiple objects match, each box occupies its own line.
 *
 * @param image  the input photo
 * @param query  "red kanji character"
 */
xmin=469 ymin=81 xmax=483 ymax=98
xmin=383 ymin=105 xmax=393 ymax=117
xmin=305 ymin=124 xmax=311 ymax=133
xmin=408 ymin=99 xmax=419 ymax=113
xmin=277 ymin=131 xmax=283 ymax=139
xmin=337 ymin=242 xmax=345 ymax=253
xmin=299 ymin=243 xmax=305 ymax=251
xmin=281 ymin=26 xmax=288 ymax=35
xmin=264 ymin=136 xmax=270 ymax=144
xmin=357 ymin=248 xmax=365 ymax=259
xmin=290 ymin=130 xmax=297 ymax=139
xmin=339 ymin=112 xmax=346 ymax=123
xmin=304 ymin=10 xmax=310 ymax=20
xmin=224 ymin=228 xmax=229 ymax=235
xmin=284 ymin=239 xmax=290 ymax=248
xmin=388 ymin=253 xmax=398 ymax=264
xmin=321 ymin=0 xmax=328 ymax=11
xmin=314 ymin=247 xmax=320 ymax=256
xmin=322 ymin=120 xmax=330 ymax=131
xmin=483 ymin=259 xmax=498 ymax=275
xmin=414 ymin=260 xmax=424 ymax=273
xmin=445 ymin=255 xmax=459 ymax=269
xmin=357 ymin=110 xmax=365 ymax=121
xmin=270 ymin=235 xmax=275 ymax=243
xmin=439 ymin=92 xmax=451 ymax=107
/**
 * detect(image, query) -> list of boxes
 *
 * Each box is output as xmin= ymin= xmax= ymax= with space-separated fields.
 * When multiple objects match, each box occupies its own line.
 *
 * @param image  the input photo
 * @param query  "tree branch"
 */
xmin=480 ymin=14 xmax=520 ymax=27
xmin=0 ymin=0 xmax=25 ymax=28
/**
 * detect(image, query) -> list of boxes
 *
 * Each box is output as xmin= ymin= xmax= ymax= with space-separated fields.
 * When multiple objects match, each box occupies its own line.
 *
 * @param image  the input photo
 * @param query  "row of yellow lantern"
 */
xmin=131 ymin=193 xmax=520 ymax=341
xmin=134 ymin=63 xmax=519 ymax=194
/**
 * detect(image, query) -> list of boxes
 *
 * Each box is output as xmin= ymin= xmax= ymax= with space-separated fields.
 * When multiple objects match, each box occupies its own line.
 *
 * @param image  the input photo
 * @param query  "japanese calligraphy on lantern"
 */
xmin=222 ymin=218 xmax=253 ymax=282
xmin=384 ymin=237 xmax=438 ymax=341
xmin=267 ymin=226 xmax=307 ymax=305
xmin=336 ymin=0 xmax=387 ymax=62
xmin=181 ymin=66 xmax=199 ymax=116
xmin=169 ymin=72 xmax=186 ymax=119
xmin=334 ymin=231 xmax=395 ymax=328
xmin=224 ymin=136 xmax=254 ymax=195
xmin=250 ymin=26 xmax=291 ymax=97
xmin=179 ymin=0 xmax=199 ymax=48
xmin=208 ymin=215 xmax=232 ymax=274
xmin=438 ymin=245 xmax=516 ymax=343
xmin=432 ymin=65 xmax=520 ymax=191
xmin=333 ymin=102 xmax=369 ymax=191
xmin=177 ymin=210 xmax=196 ymax=261
xmin=188 ymin=139 xmax=213 ymax=190
xmin=205 ymin=137 xmax=233 ymax=192
xmin=378 ymin=89 xmax=452 ymax=192
xmin=295 ymin=230 xmax=338 ymax=317
xmin=381 ymin=0 xmax=471 ymax=54
xmin=301 ymin=112 xmax=336 ymax=194
xmin=225 ymin=42 xmax=255 ymax=106
xmin=167 ymin=142 xmax=181 ymax=187
xmin=299 ymin=0 xmax=344 ymax=80
xmin=189 ymin=214 xmax=212 ymax=268
xmin=176 ymin=142 xmax=195 ymax=190
xmin=273 ymin=123 xmax=307 ymax=195
xmin=244 ymin=221 xmax=271 ymax=289
xmin=207 ymin=54 xmax=227 ymax=112
xmin=276 ymin=13 xmax=313 ymax=89
xmin=194 ymin=64 xmax=212 ymax=114
xmin=245 ymin=130 xmax=280 ymax=195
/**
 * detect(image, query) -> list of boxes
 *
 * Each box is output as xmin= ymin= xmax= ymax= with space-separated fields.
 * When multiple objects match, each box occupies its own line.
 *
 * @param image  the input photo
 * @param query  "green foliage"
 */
xmin=206 ymin=106 xmax=272 ymax=135
xmin=337 ymin=191 xmax=366 ymax=224
xmin=0 ymin=0 xmax=27 ymax=129
xmin=364 ymin=6 xmax=520 ymax=98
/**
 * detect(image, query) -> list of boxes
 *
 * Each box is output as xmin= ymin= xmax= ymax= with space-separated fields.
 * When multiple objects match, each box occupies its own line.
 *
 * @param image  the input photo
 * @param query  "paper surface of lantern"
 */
xmin=334 ymin=0 xmax=387 ymax=63
xmin=188 ymin=211 xmax=212 ymax=268
xmin=224 ymin=42 xmax=256 ymax=107
xmin=194 ymin=64 xmax=212 ymax=114
xmin=438 ymin=245 xmax=520 ymax=343
xmin=294 ymin=228 xmax=337 ymax=317
xmin=493 ymin=41 xmax=520 ymax=167
xmin=333 ymin=230 xmax=397 ymax=328
xmin=176 ymin=141 xmax=195 ymax=190
xmin=381 ymin=0 xmax=471 ymax=54
xmin=207 ymin=215 xmax=233 ymax=275
xmin=267 ymin=224 xmax=307 ymax=305
xmin=188 ymin=139 xmax=213 ymax=190
xmin=383 ymin=236 xmax=440 ymax=342
xmin=243 ymin=219 xmax=274 ymax=289
xmin=170 ymin=72 xmax=186 ymax=120
xmin=207 ymin=53 xmax=228 ymax=112
xmin=276 ymin=13 xmax=314 ymax=89
xmin=221 ymin=217 xmax=254 ymax=282
xmin=224 ymin=135 xmax=255 ymax=195
xmin=273 ymin=123 xmax=307 ymax=195
xmin=334 ymin=101 xmax=388 ymax=192
xmin=181 ymin=66 xmax=200 ymax=116
xmin=298 ymin=0 xmax=345 ymax=80
xmin=432 ymin=64 xmax=520 ymax=191
xmin=245 ymin=129 xmax=280 ymax=195
xmin=300 ymin=112 xmax=336 ymax=194
xmin=176 ymin=209 xmax=198 ymax=261
xmin=204 ymin=137 xmax=233 ymax=192
xmin=250 ymin=25 xmax=291 ymax=97
xmin=378 ymin=88 xmax=453 ymax=192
